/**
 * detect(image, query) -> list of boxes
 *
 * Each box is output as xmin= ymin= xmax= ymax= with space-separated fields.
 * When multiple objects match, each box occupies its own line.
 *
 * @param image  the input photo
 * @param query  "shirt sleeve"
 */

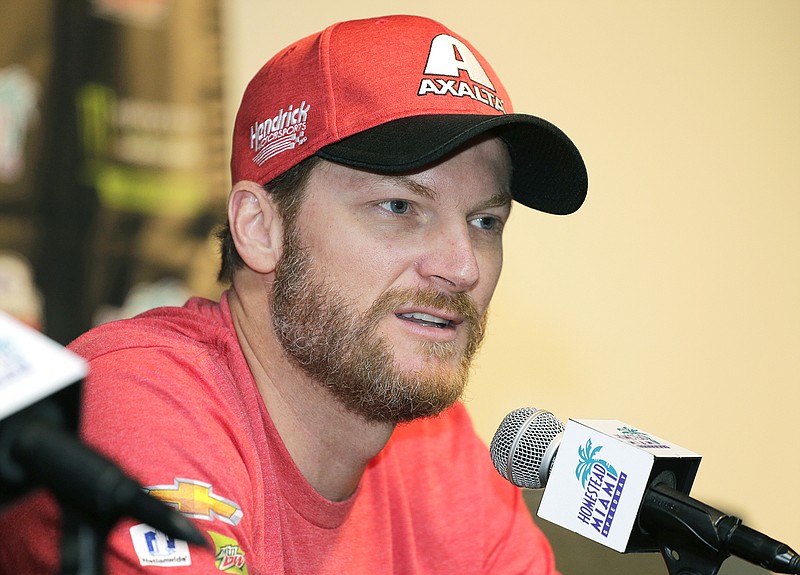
xmin=82 ymin=344 xmax=262 ymax=574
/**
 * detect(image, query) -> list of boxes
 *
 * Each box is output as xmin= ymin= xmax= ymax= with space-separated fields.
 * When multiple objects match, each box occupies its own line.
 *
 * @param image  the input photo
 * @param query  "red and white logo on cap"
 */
xmin=249 ymin=100 xmax=311 ymax=167
xmin=418 ymin=34 xmax=505 ymax=113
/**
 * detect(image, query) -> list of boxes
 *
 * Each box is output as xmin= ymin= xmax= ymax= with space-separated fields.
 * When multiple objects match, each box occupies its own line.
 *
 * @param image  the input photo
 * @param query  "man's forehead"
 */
xmin=308 ymin=136 xmax=512 ymax=203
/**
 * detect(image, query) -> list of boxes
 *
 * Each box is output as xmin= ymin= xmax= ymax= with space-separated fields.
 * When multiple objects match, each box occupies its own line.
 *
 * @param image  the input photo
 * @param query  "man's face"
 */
xmin=271 ymin=137 xmax=512 ymax=423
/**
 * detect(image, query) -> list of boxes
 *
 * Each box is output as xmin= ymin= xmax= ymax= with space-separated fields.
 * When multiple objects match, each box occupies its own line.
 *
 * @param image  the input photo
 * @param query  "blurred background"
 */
xmin=2 ymin=1 xmax=798 ymax=573
xmin=1 ymin=0 xmax=226 ymax=339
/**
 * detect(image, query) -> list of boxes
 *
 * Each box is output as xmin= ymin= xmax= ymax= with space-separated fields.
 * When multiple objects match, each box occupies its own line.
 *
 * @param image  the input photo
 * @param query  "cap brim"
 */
xmin=317 ymin=114 xmax=588 ymax=215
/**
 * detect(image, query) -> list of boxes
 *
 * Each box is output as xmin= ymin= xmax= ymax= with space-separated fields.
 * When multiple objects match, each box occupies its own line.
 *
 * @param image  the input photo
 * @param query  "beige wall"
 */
xmin=224 ymin=1 xmax=800 ymax=548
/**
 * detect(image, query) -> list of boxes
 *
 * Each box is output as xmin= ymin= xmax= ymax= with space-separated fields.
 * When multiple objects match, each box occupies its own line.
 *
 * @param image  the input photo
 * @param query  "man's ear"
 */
xmin=227 ymin=180 xmax=284 ymax=274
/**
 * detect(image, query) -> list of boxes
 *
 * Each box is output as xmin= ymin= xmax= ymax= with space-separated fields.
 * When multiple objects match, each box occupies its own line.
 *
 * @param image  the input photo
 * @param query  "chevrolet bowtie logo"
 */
xmin=146 ymin=478 xmax=243 ymax=526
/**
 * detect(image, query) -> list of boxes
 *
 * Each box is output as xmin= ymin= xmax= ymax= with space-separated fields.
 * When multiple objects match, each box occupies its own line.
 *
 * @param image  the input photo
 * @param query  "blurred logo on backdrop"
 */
xmin=0 ymin=66 xmax=39 ymax=184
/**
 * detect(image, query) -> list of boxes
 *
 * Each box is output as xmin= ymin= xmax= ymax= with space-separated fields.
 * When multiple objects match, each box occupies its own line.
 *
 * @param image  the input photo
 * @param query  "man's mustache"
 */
xmin=363 ymin=287 xmax=484 ymax=347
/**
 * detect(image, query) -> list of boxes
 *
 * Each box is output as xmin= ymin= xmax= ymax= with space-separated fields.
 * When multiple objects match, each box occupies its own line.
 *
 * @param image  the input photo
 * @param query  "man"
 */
xmin=0 ymin=15 xmax=587 ymax=573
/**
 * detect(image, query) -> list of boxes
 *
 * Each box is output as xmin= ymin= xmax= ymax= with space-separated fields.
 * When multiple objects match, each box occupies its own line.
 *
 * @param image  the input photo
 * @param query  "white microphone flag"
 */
xmin=0 ymin=311 xmax=87 ymax=421
xmin=537 ymin=418 xmax=701 ymax=553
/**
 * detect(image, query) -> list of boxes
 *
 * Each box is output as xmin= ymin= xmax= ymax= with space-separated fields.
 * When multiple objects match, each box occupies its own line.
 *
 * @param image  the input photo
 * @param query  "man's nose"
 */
xmin=415 ymin=224 xmax=480 ymax=293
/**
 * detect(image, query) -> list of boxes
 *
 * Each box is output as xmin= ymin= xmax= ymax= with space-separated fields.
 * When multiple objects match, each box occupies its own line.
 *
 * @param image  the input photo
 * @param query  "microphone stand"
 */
xmin=640 ymin=482 xmax=800 ymax=575
xmin=3 ymin=407 xmax=114 ymax=575
xmin=58 ymin=509 xmax=112 ymax=575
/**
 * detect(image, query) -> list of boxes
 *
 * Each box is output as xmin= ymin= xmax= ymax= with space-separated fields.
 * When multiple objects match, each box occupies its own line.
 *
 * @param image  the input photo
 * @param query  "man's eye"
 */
xmin=472 ymin=216 xmax=502 ymax=231
xmin=379 ymin=200 xmax=411 ymax=214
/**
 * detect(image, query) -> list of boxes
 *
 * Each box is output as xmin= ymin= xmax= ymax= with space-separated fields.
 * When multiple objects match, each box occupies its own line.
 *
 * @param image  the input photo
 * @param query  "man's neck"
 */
xmin=228 ymin=285 xmax=394 ymax=502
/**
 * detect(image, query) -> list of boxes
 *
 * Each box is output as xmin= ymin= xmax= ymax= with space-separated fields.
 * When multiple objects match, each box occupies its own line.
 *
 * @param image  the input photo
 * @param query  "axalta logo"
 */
xmin=418 ymin=34 xmax=505 ymax=113
xmin=250 ymin=101 xmax=310 ymax=166
xmin=574 ymin=439 xmax=627 ymax=538
xmin=146 ymin=478 xmax=243 ymax=526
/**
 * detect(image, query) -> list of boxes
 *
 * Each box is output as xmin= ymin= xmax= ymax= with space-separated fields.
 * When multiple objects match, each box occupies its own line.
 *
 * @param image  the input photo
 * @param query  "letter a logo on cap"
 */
xmin=423 ymin=34 xmax=495 ymax=90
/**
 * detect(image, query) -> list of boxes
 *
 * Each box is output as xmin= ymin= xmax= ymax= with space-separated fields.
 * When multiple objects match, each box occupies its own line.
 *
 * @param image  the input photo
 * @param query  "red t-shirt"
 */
xmin=0 ymin=295 xmax=556 ymax=574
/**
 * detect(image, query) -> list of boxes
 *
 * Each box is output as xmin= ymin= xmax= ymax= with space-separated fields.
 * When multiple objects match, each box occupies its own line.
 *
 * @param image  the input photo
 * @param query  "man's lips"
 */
xmin=394 ymin=308 xmax=463 ymax=329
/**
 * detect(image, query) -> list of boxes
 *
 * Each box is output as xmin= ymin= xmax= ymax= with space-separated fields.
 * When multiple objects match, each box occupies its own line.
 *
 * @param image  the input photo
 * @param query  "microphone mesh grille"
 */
xmin=489 ymin=407 xmax=564 ymax=489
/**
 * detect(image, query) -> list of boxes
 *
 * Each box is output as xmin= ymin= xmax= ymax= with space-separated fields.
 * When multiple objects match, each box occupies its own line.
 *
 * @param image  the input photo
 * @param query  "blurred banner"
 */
xmin=0 ymin=0 xmax=225 ymax=342
xmin=0 ymin=1 xmax=51 ymax=275
xmin=79 ymin=0 xmax=226 ymax=328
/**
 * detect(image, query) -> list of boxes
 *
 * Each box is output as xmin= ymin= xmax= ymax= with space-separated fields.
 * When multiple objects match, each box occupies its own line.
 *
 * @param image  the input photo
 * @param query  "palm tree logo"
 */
xmin=617 ymin=426 xmax=646 ymax=437
xmin=575 ymin=439 xmax=618 ymax=488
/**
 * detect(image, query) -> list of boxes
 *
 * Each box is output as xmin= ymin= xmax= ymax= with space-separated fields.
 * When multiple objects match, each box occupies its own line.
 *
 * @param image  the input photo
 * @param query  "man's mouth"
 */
xmin=396 ymin=312 xmax=454 ymax=329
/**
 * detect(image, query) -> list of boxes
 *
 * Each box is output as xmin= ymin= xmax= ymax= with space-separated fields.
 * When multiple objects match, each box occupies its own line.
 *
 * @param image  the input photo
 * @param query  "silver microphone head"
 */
xmin=489 ymin=407 xmax=564 ymax=489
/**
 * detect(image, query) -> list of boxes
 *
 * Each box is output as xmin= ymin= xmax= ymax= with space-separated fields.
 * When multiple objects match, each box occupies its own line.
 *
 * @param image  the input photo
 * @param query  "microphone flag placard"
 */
xmin=0 ymin=311 xmax=88 ymax=421
xmin=537 ymin=419 xmax=702 ymax=553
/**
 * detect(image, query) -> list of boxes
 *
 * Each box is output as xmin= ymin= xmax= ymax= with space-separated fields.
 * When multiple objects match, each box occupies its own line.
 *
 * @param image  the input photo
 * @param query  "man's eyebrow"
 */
xmin=477 ymin=191 xmax=513 ymax=211
xmin=383 ymin=175 xmax=438 ymax=200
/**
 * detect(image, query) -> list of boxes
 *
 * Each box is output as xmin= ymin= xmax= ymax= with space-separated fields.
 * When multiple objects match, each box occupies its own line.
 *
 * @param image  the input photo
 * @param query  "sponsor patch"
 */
xmin=146 ymin=478 xmax=243 ymax=525
xmin=129 ymin=523 xmax=191 ymax=567
xmin=210 ymin=531 xmax=248 ymax=574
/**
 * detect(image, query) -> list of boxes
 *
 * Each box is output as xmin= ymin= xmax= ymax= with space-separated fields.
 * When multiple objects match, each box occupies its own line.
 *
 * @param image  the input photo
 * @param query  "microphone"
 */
xmin=490 ymin=407 xmax=800 ymax=575
xmin=489 ymin=407 xmax=564 ymax=490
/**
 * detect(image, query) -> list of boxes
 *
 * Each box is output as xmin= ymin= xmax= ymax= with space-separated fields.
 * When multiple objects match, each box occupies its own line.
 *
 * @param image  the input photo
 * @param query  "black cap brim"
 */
xmin=317 ymin=114 xmax=588 ymax=215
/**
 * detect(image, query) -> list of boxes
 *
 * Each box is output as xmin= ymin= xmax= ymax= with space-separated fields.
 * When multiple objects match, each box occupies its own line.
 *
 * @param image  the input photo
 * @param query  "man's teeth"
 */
xmin=397 ymin=312 xmax=450 ymax=328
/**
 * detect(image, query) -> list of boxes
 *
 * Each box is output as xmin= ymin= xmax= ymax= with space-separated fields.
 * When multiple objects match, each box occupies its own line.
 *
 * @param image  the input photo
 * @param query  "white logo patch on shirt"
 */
xmin=130 ymin=523 xmax=192 ymax=567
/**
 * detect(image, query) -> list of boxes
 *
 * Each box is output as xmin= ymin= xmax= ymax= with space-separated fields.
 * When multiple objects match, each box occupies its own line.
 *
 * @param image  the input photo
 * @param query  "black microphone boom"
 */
xmin=490 ymin=407 xmax=800 ymax=575
xmin=0 ymin=312 xmax=207 ymax=574
xmin=5 ymin=410 xmax=207 ymax=547
xmin=1 ymin=399 xmax=208 ymax=574
xmin=641 ymin=481 xmax=800 ymax=575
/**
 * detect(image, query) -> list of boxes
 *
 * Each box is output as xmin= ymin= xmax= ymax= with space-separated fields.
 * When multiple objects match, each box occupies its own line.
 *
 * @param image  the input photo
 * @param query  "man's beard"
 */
xmin=271 ymin=228 xmax=487 ymax=424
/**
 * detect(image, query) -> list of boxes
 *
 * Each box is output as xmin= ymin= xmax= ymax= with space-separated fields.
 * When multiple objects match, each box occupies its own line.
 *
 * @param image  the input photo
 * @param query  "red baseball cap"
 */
xmin=231 ymin=15 xmax=587 ymax=215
